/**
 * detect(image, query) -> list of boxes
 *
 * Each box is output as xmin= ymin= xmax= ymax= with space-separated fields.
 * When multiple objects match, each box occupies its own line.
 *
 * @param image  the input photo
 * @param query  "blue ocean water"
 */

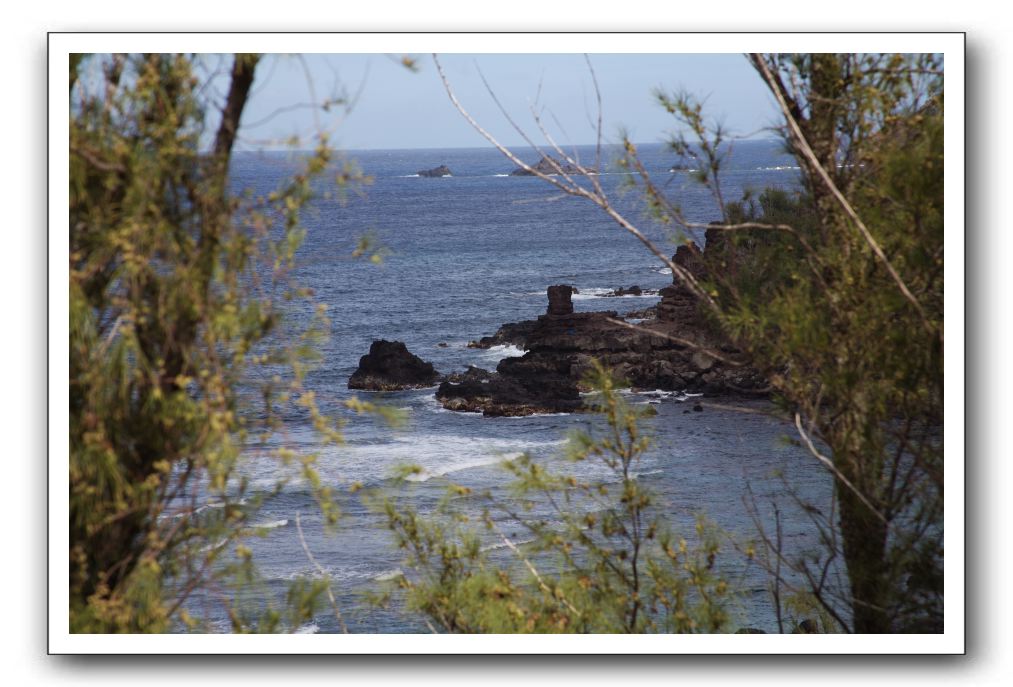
xmin=199 ymin=141 xmax=833 ymax=633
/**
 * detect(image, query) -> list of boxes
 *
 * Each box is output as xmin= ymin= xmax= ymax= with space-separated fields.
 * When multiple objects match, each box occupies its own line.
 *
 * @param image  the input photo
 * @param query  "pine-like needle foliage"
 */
xmin=375 ymin=363 xmax=731 ymax=633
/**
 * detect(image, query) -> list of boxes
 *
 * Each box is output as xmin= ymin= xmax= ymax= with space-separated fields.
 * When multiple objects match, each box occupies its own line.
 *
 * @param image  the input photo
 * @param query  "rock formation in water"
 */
xmin=510 ymin=156 xmax=597 ymax=177
xmin=439 ymin=233 xmax=767 ymax=415
xmin=348 ymin=340 xmax=441 ymax=391
xmin=606 ymin=285 xmax=646 ymax=297
xmin=466 ymin=320 xmax=540 ymax=350
xmin=435 ymin=363 xmax=582 ymax=417
xmin=417 ymin=165 xmax=452 ymax=177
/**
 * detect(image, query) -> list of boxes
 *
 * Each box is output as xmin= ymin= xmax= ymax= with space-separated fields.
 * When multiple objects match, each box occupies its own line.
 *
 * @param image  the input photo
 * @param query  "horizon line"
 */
xmin=233 ymin=136 xmax=784 ymax=155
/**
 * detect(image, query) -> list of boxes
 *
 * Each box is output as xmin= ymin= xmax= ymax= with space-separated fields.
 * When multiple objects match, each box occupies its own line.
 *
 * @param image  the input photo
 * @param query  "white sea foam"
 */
xmin=571 ymin=287 xmax=660 ymax=301
xmin=430 ymin=403 xmax=483 ymax=416
xmin=312 ymin=433 xmax=567 ymax=486
xmin=480 ymin=536 xmax=536 ymax=553
xmin=269 ymin=564 xmax=354 ymax=582
xmin=404 ymin=451 xmax=524 ymax=482
xmin=638 ymin=389 xmax=679 ymax=398
xmin=201 ymin=538 xmax=230 ymax=553
xmin=635 ymin=389 xmax=703 ymax=402
xmin=294 ymin=623 xmax=320 ymax=634
xmin=251 ymin=519 xmax=289 ymax=531
xmin=756 ymin=165 xmax=801 ymax=171
xmin=476 ymin=344 xmax=526 ymax=362
xmin=492 ymin=173 xmax=510 ymax=177
xmin=161 ymin=497 xmax=251 ymax=520
xmin=373 ymin=568 xmax=404 ymax=581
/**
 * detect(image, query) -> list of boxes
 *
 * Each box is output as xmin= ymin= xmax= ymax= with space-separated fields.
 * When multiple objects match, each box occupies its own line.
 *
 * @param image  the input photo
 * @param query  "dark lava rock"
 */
xmin=547 ymin=284 xmax=576 ymax=316
xmin=610 ymin=285 xmax=643 ymax=297
xmin=443 ymin=366 xmax=495 ymax=384
xmin=348 ymin=340 xmax=440 ymax=391
xmin=624 ymin=306 xmax=658 ymax=320
xmin=436 ymin=368 xmax=581 ymax=417
xmin=441 ymin=231 xmax=774 ymax=417
xmin=510 ymin=155 xmax=597 ymax=177
xmin=467 ymin=320 xmax=539 ymax=350
xmin=417 ymin=165 xmax=452 ymax=177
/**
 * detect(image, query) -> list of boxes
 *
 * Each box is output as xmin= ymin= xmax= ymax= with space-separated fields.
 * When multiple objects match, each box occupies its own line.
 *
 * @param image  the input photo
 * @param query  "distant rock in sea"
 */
xmin=510 ymin=155 xmax=597 ymax=176
xmin=348 ymin=340 xmax=441 ymax=391
xmin=417 ymin=165 xmax=452 ymax=177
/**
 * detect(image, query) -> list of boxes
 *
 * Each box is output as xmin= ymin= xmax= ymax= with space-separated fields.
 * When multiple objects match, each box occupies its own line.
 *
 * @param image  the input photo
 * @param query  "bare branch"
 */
xmin=432 ymin=53 xmax=720 ymax=311
xmin=491 ymin=522 xmax=582 ymax=619
xmin=602 ymin=317 xmax=745 ymax=367
xmin=794 ymin=413 xmax=888 ymax=526
xmin=295 ymin=512 xmax=349 ymax=634
xmin=584 ymin=54 xmax=604 ymax=176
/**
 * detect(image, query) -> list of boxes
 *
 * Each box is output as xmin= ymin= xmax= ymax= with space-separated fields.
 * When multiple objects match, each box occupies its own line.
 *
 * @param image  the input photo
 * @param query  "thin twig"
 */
xmin=602 ymin=317 xmax=745 ymax=367
xmin=432 ymin=53 xmax=717 ymax=311
xmin=794 ymin=413 xmax=888 ymax=526
xmin=490 ymin=522 xmax=582 ymax=618
xmin=295 ymin=512 xmax=349 ymax=634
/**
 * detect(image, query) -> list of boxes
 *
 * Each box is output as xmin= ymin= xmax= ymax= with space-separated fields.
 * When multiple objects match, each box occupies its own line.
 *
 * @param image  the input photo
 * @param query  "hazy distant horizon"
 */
xmin=233 ymin=136 xmax=785 ymax=155
xmin=219 ymin=53 xmax=781 ymax=152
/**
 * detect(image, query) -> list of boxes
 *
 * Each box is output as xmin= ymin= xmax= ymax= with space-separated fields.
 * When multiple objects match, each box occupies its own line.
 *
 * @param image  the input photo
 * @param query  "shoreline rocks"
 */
xmin=350 ymin=229 xmax=768 ymax=414
xmin=435 ymin=364 xmax=582 ymax=417
xmin=466 ymin=320 xmax=539 ymax=350
xmin=348 ymin=340 xmax=441 ymax=391
xmin=606 ymin=285 xmax=647 ymax=297
xmin=441 ymin=233 xmax=767 ymax=413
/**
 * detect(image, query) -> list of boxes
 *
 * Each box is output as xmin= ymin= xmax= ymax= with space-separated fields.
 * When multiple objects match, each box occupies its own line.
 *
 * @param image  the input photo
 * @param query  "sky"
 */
xmin=225 ymin=53 xmax=781 ymax=151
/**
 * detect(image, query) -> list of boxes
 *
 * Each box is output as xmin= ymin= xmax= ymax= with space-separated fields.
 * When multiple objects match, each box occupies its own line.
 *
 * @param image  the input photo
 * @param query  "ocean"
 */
xmin=190 ymin=141 xmax=834 ymax=633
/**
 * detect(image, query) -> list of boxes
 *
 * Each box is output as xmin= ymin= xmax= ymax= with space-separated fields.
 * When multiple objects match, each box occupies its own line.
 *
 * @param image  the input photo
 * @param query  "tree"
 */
xmin=69 ymin=53 xmax=357 ymax=632
xmin=432 ymin=51 xmax=944 ymax=633
xmin=732 ymin=53 xmax=944 ymax=633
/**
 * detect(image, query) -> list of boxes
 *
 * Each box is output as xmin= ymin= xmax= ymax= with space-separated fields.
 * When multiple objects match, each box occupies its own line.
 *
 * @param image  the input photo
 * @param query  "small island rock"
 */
xmin=510 ymin=156 xmax=597 ymax=177
xmin=417 ymin=165 xmax=452 ymax=177
xmin=348 ymin=340 xmax=441 ymax=391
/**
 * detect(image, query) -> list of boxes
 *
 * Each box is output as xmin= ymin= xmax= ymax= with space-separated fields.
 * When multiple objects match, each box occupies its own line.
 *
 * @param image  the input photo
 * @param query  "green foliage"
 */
xmin=68 ymin=53 xmax=363 ymax=632
xmin=375 ymin=362 xmax=732 ymax=633
xmin=621 ymin=53 xmax=944 ymax=632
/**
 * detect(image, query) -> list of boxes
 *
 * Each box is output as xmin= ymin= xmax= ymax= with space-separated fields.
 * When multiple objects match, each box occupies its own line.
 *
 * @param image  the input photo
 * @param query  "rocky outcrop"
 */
xmin=466 ymin=320 xmax=539 ymax=350
xmin=417 ymin=165 xmax=452 ymax=177
xmin=436 ymin=363 xmax=582 ymax=417
xmin=656 ymin=244 xmax=705 ymax=322
xmin=439 ymin=233 xmax=768 ymax=415
xmin=547 ymin=284 xmax=576 ymax=315
xmin=348 ymin=340 xmax=441 ymax=391
xmin=510 ymin=156 xmax=596 ymax=177
xmin=607 ymin=285 xmax=646 ymax=297
xmin=624 ymin=306 xmax=658 ymax=321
